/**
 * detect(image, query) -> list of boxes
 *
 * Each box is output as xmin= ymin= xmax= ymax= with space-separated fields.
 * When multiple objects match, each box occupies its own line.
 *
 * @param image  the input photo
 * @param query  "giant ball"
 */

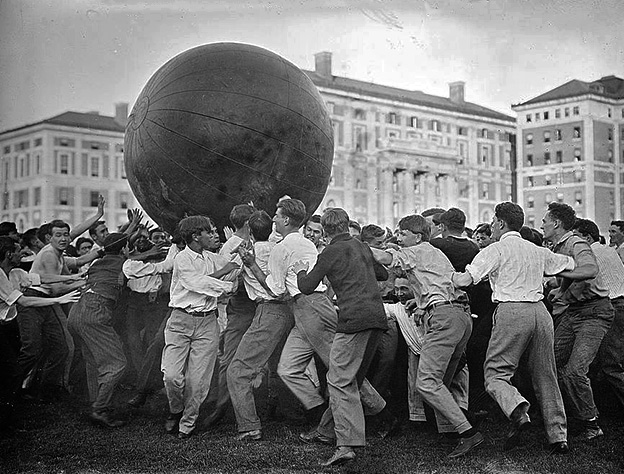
xmin=125 ymin=43 xmax=334 ymax=233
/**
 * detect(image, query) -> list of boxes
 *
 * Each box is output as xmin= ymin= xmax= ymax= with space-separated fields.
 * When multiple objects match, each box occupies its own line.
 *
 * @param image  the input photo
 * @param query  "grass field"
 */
xmin=2 ymin=386 xmax=624 ymax=474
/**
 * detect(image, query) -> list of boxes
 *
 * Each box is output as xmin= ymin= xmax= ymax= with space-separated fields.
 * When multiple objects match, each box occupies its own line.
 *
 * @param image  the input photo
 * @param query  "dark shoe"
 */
xmin=236 ymin=429 xmax=262 ymax=441
xmin=127 ymin=392 xmax=148 ymax=408
xmin=200 ymin=404 xmax=227 ymax=429
xmin=577 ymin=426 xmax=603 ymax=441
xmin=164 ymin=411 xmax=183 ymax=434
xmin=320 ymin=447 xmax=355 ymax=467
xmin=448 ymin=431 xmax=484 ymax=458
xmin=299 ymin=428 xmax=334 ymax=445
xmin=505 ymin=407 xmax=531 ymax=450
xmin=90 ymin=410 xmax=126 ymax=428
xmin=378 ymin=416 xmax=402 ymax=439
xmin=548 ymin=441 xmax=570 ymax=454
xmin=177 ymin=430 xmax=192 ymax=440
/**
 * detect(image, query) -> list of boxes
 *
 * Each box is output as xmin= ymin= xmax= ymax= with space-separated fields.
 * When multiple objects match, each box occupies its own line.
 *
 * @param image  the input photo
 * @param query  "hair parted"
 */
xmin=276 ymin=198 xmax=306 ymax=228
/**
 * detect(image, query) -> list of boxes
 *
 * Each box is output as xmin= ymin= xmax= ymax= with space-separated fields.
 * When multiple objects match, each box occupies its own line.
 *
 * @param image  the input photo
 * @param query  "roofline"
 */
xmin=512 ymin=92 xmax=624 ymax=111
xmin=304 ymin=69 xmax=515 ymax=124
xmin=0 ymin=112 xmax=125 ymax=137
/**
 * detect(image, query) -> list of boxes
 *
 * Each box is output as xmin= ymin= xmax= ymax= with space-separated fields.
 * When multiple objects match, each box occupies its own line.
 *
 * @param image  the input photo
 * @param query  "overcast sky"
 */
xmin=1 ymin=0 xmax=623 ymax=131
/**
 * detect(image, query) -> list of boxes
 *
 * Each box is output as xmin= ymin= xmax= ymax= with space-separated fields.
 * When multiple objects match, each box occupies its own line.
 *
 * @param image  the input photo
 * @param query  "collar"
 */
xmin=329 ymin=233 xmax=351 ymax=245
xmin=553 ymin=231 xmax=574 ymax=248
xmin=183 ymin=246 xmax=211 ymax=260
xmin=499 ymin=231 xmax=521 ymax=241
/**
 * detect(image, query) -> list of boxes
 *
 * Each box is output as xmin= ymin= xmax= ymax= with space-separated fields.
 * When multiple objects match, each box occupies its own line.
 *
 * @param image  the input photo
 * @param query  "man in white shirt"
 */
xmin=608 ymin=220 xmax=624 ymax=264
xmin=0 ymin=236 xmax=79 ymax=431
xmin=573 ymin=218 xmax=624 ymax=412
xmin=227 ymin=210 xmax=294 ymax=441
xmin=162 ymin=216 xmax=239 ymax=439
xmin=453 ymin=202 xmax=576 ymax=454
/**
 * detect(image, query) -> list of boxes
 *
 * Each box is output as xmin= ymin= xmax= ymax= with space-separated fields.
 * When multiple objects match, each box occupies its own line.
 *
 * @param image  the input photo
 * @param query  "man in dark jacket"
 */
xmin=293 ymin=207 xmax=387 ymax=466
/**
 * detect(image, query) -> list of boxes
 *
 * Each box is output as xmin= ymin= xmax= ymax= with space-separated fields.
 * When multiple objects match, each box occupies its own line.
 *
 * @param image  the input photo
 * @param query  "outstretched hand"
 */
xmin=58 ymin=290 xmax=81 ymax=305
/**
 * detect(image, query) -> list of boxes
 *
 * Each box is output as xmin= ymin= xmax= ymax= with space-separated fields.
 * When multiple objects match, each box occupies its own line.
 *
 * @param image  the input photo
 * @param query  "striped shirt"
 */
xmin=591 ymin=242 xmax=624 ymax=299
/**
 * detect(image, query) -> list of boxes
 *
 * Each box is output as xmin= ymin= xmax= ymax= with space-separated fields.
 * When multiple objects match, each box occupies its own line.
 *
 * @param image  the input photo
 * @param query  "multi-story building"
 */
xmin=305 ymin=52 xmax=516 ymax=229
xmin=512 ymin=75 xmax=624 ymax=231
xmin=0 ymin=104 xmax=135 ymax=232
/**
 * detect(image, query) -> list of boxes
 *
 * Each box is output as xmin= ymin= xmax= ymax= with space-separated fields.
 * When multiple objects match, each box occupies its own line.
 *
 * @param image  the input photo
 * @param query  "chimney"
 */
xmin=114 ymin=102 xmax=129 ymax=127
xmin=314 ymin=52 xmax=332 ymax=77
xmin=449 ymin=81 xmax=465 ymax=104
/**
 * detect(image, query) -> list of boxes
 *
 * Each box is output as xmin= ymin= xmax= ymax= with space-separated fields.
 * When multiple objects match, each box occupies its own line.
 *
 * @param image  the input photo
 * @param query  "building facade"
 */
xmin=305 ymin=52 xmax=516 ymax=229
xmin=512 ymin=75 xmax=624 ymax=232
xmin=0 ymin=105 xmax=135 ymax=232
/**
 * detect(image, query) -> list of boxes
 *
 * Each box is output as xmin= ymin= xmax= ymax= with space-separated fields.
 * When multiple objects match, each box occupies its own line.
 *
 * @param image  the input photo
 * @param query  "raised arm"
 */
xmin=70 ymin=195 xmax=105 ymax=240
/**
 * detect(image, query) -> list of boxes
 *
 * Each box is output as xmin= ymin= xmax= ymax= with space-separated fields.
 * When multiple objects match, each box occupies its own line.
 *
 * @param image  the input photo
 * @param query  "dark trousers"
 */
xmin=17 ymin=294 xmax=68 ymax=390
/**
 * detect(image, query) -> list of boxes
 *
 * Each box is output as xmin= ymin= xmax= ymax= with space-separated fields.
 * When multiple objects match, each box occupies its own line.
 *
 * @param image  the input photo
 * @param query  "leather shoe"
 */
xmin=127 ymin=393 xmax=147 ymax=408
xmin=299 ymin=428 xmax=334 ymax=445
xmin=320 ymin=447 xmax=355 ymax=467
xmin=236 ymin=429 xmax=262 ymax=441
xmin=164 ymin=412 xmax=183 ymax=434
xmin=177 ymin=431 xmax=192 ymax=440
xmin=505 ymin=411 xmax=531 ymax=450
xmin=90 ymin=410 xmax=126 ymax=428
xmin=548 ymin=441 xmax=569 ymax=454
xmin=448 ymin=431 xmax=484 ymax=458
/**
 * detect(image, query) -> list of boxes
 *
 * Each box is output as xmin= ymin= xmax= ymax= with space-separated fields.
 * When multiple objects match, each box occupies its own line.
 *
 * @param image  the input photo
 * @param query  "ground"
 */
xmin=2 ymin=384 xmax=624 ymax=474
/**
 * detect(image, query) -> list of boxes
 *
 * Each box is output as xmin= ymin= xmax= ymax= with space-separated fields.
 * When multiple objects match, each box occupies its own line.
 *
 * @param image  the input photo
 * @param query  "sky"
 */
xmin=1 ymin=0 xmax=623 ymax=132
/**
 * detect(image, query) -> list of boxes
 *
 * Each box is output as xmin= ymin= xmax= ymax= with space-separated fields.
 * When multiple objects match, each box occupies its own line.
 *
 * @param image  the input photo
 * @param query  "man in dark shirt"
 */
xmin=293 ymin=208 xmax=387 ymax=467
xmin=431 ymin=208 xmax=479 ymax=272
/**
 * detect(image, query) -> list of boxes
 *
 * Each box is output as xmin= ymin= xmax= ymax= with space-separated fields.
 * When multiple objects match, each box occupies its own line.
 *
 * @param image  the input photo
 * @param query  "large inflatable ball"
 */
xmin=125 ymin=43 xmax=334 ymax=233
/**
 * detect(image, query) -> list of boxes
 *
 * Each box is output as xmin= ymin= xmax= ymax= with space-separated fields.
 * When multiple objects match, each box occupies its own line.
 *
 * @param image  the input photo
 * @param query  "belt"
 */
xmin=257 ymin=299 xmax=287 ymax=305
xmin=426 ymin=300 xmax=468 ymax=313
xmin=181 ymin=309 xmax=217 ymax=318
xmin=293 ymin=292 xmax=324 ymax=302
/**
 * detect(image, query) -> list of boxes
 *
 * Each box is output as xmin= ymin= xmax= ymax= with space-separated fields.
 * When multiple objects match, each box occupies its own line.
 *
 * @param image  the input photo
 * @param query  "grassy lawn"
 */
xmin=2 ymin=388 xmax=624 ymax=474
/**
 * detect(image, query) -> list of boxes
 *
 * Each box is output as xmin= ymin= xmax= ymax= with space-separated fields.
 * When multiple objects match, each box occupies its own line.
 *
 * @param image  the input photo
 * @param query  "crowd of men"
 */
xmin=1 ymin=195 xmax=623 ymax=466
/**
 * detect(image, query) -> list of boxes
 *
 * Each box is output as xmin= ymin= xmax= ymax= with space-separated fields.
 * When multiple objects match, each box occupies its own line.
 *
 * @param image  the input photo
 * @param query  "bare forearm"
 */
xmin=559 ymin=263 xmax=598 ymax=280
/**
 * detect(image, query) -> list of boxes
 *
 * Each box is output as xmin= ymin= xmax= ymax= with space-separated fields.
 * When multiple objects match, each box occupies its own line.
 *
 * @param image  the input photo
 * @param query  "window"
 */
xmin=34 ymin=138 xmax=42 ymax=147
xmin=543 ymin=111 xmax=549 ymax=120
xmin=34 ymin=187 xmax=41 ymax=206
xmin=2 ymin=192 xmax=8 ymax=210
xmin=332 ymin=121 xmax=344 ymax=146
xmin=545 ymin=193 xmax=552 ymax=203
xmin=457 ymin=126 xmax=467 ymax=136
xmin=327 ymin=102 xmax=335 ymax=114
xmin=526 ymin=114 xmax=532 ymax=123
xmin=2 ymin=146 xmax=9 ymax=154
xmin=535 ymin=113 xmax=541 ymax=122
xmin=386 ymin=130 xmax=399 ymax=139
xmin=555 ymin=109 xmax=561 ymax=118
xmin=353 ymin=126 xmax=367 ymax=151
xmin=120 ymin=158 xmax=126 ymax=179
xmin=387 ymin=112 xmax=398 ymax=125
xmin=90 ymin=191 xmax=100 ymax=207
xmin=544 ymin=152 xmax=551 ymax=164
xmin=459 ymin=142 xmax=467 ymax=160
xmin=543 ymin=131 xmax=551 ymax=143
xmin=608 ymin=107 xmax=612 ymax=118
xmin=527 ymin=176 xmax=534 ymax=187
xmin=608 ymin=149 xmax=614 ymax=162
xmin=527 ymin=154 xmax=533 ymax=166
xmin=59 ymin=188 xmax=69 ymax=206
xmin=60 ymin=154 xmax=69 ymax=174
xmin=574 ymin=191 xmax=583 ymax=206
xmin=480 ymin=128 xmax=488 ymax=138
xmin=555 ymin=129 xmax=562 ymax=141
xmin=91 ymin=156 xmax=99 ymax=177
xmin=119 ymin=192 xmax=129 ymax=209
xmin=481 ymin=145 xmax=490 ymax=165
xmin=574 ymin=148 xmax=582 ymax=161
xmin=410 ymin=116 xmax=419 ymax=128
xmin=573 ymin=127 xmax=581 ymax=139
xmin=55 ymin=137 xmax=75 ymax=147
xmin=527 ymin=196 xmax=534 ymax=209
xmin=573 ymin=106 xmax=579 ymax=115
xmin=574 ymin=170 xmax=583 ymax=182
xmin=430 ymin=120 xmax=441 ymax=132
xmin=545 ymin=175 xmax=552 ymax=185
xmin=481 ymin=183 xmax=489 ymax=199
xmin=354 ymin=109 xmax=366 ymax=120
xmin=115 ymin=144 xmax=124 ymax=153
xmin=565 ymin=108 xmax=570 ymax=117
xmin=557 ymin=192 xmax=564 ymax=203
xmin=526 ymin=133 xmax=533 ymax=145
xmin=608 ymin=127 xmax=613 ymax=141
xmin=556 ymin=150 xmax=563 ymax=163
xmin=392 ymin=172 xmax=399 ymax=193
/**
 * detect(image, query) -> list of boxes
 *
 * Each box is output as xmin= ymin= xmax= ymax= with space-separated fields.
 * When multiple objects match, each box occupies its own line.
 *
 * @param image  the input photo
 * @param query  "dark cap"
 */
xmin=436 ymin=208 xmax=466 ymax=231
